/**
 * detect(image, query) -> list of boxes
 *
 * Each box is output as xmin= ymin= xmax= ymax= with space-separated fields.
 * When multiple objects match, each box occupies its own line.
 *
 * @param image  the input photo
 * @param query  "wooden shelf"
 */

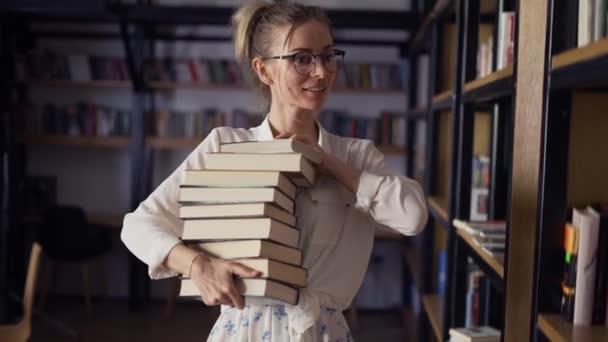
xmin=422 ymin=294 xmax=443 ymax=342
xmin=17 ymin=134 xmax=130 ymax=148
xmin=538 ymin=314 xmax=608 ymax=342
xmin=552 ymin=38 xmax=608 ymax=70
xmin=551 ymin=38 xmax=608 ymax=88
xmin=148 ymin=81 xmax=405 ymax=95
xmin=25 ymin=80 xmax=132 ymax=88
xmin=463 ymin=65 xmax=514 ymax=103
xmin=377 ymin=145 xmax=406 ymax=155
xmin=455 ymin=227 xmax=505 ymax=278
xmin=431 ymin=90 xmax=452 ymax=111
xmin=146 ymin=137 xmax=201 ymax=150
xmin=428 ymin=196 xmax=449 ymax=228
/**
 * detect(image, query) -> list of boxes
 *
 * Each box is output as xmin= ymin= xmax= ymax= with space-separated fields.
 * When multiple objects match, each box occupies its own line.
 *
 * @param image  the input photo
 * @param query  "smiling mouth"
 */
xmin=303 ymin=86 xmax=327 ymax=93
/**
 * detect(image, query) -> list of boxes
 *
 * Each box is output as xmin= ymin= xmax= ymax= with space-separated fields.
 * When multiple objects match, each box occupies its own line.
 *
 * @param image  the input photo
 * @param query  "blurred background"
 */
xmin=0 ymin=1 xmax=420 ymax=341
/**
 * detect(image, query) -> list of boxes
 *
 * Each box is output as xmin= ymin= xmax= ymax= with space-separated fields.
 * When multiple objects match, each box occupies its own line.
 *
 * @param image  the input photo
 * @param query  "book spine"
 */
xmin=592 ymin=215 xmax=608 ymax=324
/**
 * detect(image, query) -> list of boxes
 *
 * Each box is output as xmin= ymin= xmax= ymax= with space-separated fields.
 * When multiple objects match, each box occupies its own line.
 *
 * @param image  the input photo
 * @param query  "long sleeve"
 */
xmin=353 ymin=140 xmax=428 ymax=236
xmin=120 ymin=129 xmax=221 ymax=279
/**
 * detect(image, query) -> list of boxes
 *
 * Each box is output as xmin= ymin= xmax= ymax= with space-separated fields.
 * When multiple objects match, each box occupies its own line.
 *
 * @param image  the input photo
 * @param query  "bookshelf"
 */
xmin=17 ymin=135 xmax=130 ymax=148
xmin=408 ymin=0 xmax=608 ymax=341
xmin=25 ymin=80 xmax=132 ymax=89
xmin=422 ymin=294 xmax=443 ymax=342
xmin=537 ymin=314 xmax=608 ymax=342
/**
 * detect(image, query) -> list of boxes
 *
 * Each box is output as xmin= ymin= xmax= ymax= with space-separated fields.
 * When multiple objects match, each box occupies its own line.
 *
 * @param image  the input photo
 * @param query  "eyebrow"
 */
xmin=289 ymin=44 xmax=335 ymax=53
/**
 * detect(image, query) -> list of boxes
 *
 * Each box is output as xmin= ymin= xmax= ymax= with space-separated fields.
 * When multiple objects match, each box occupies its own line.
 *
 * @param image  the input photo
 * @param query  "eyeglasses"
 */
xmin=264 ymin=49 xmax=345 ymax=75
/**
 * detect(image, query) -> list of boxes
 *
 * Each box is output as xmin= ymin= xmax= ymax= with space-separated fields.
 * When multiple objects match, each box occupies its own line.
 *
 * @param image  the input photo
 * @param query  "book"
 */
xmin=591 ymin=204 xmax=608 ymax=325
xmin=453 ymin=219 xmax=506 ymax=239
xmin=231 ymin=258 xmax=307 ymax=288
xmin=219 ymin=139 xmax=322 ymax=164
xmin=561 ymin=223 xmax=579 ymax=321
xmin=179 ymin=278 xmax=299 ymax=305
xmin=182 ymin=170 xmax=296 ymax=200
xmin=180 ymin=203 xmax=295 ymax=227
xmin=181 ymin=218 xmax=299 ymax=248
xmin=204 ymin=153 xmax=317 ymax=187
xmin=178 ymin=187 xmax=294 ymax=214
xmin=192 ymin=239 xmax=302 ymax=266
xmin=573 ymin=206 xmax=601 ymax=325
xmin=449 ymin=326 xmax=501 ymax=342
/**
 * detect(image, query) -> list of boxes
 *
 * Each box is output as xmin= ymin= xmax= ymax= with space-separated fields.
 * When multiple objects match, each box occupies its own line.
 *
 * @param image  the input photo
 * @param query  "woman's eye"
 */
xmin=294 ymin=53 xmax=313 ymax=65
xmin=323 ymin=53 xmax=336 ymax=62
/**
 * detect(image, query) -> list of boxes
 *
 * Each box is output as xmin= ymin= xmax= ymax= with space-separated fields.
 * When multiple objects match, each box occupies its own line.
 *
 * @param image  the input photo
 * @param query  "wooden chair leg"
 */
xmin=165 ymin=277 xmax=180 ymax=318
xmin=81 ymin=263 xmax=93 ymax=318
xmin=96 ymin=257 xmax=108 ymax=299
xmin=39 ymin=257 xmax=53 ymax=311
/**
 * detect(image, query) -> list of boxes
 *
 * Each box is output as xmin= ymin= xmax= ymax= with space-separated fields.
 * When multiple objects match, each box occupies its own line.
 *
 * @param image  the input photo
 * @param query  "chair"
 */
xmin=0 ymin=242 xmax=42 ymax=342
xmin=38 ymin=205 xmax=112 ymax=317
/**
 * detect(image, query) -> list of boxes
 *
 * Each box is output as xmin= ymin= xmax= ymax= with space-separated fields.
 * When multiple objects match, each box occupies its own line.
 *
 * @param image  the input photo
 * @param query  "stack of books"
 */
xmin=449 ymin=326 xmax=501 ymax=342
xmin=178 ymin=139 xmax=321 ymax=305
xmin=453 ymin=219 xmax=507 ymax=257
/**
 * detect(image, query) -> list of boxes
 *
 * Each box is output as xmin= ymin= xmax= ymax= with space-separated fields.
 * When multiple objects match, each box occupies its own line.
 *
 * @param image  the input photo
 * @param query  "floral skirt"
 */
xmin=207 ymin=305 xmax=353 ymax=342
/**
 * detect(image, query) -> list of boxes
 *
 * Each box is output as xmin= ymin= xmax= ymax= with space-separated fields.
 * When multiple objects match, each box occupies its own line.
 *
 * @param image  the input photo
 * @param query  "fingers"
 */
xmin=230 ymin=262 xmax=262 ymax=278
xmin=274 ymin=132 xmax=292 ymax=139
xmin=225 ymin=285 xmax=245 ymax=310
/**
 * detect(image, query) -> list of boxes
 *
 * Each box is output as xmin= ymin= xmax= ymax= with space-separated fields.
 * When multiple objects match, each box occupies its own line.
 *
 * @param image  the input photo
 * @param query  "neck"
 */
xmin=267 ymin=101 xmax=318 ymax=140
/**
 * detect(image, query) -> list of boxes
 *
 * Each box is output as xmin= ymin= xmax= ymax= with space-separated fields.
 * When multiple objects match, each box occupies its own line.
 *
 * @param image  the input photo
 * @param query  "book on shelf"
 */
xmin=204 ymin=153 xmax=317 ymax=187
xmin=182 ymin=170 xmax=296 ymax=199
xmin=219 ymin=139 xmax=322 ymax=164
xmin=191 ymin=239 xmax=302 ymax=266
xmin=561 ymin=222 xmax=579 ymax=322
xmin=449 ymin=326 xmax=501 ymax=342
xmin=179 ymin=187 xmax=294 ymax=214
xmin=179 ymin=278 xmax=299 ymax=305
xmin=496 ymin=12 xmax=515 ymax=71
xmin=465 ymin=269 xmax=484 ymax=328
xmin=179 ymin=202 xmax=295 ymax=227
xmin=228 ymin=258 xmax=307 ymax=288
xmin=453 ymin=219 xmax=506 ymax=239
xmin=561 ymin=204 xmax=608 ymax=326
xmin=181 ymin=218 xmax=299 ymax=248
xmin=469 ymin=155 xmax=490 ymax=221
xmin=578 ymin=0 xmax=608 ymax=47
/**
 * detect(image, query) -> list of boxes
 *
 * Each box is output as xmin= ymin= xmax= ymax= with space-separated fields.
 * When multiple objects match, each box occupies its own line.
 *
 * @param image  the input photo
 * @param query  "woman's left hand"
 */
xmin=275 ymin=133 xmax=362 ymax=194
xmin=276 ymin=133 xmax=333 ymax=177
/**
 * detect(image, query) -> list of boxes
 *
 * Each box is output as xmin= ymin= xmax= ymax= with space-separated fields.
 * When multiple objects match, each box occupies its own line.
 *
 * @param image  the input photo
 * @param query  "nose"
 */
xmin=311 ymin=57 xmax=328 ymax=79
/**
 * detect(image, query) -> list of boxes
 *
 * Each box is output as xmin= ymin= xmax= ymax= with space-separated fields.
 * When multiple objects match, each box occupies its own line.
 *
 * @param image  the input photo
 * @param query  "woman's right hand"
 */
xmin=189 ymin=254 xmax=261 ymax=310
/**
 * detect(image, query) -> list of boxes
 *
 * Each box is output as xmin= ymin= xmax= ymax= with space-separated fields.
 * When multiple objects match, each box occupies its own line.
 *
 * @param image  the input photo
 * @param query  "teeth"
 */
xmin=306 ymin=87 xmax=326 ymax=92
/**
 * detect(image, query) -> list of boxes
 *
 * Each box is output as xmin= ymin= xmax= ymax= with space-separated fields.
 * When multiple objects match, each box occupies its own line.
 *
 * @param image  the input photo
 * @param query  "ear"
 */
xmin=251 ymin=57 xmax=274 ymax=86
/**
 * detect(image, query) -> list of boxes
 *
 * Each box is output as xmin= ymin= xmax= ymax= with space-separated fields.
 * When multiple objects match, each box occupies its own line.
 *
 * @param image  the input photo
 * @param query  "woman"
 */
xmin=121 ymin=1 xmax=428 ymax=341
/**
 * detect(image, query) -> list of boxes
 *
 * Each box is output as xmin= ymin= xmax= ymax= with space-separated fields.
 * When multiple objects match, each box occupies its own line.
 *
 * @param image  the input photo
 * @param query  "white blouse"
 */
xmin=121 ymin=116 xmax=428 ymax=337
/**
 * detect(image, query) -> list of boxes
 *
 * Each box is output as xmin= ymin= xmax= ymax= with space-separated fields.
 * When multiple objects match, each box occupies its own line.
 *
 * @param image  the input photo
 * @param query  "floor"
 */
xmin=29 ymin=296 xmax=417 ymax=342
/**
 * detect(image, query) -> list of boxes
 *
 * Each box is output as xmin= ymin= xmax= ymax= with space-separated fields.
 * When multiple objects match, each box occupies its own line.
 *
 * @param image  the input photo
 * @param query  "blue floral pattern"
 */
xmin=206 ymin=305 xmax=350 ymax=341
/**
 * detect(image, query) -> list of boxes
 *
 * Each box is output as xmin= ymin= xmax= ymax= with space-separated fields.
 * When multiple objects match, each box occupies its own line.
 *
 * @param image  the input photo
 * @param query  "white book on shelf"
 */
xmin=593 ymin=0 xmax=606 ymax=41
xmin=572 ymin=206 xmax=600 ymax=326
xmin=67 ymin=55 xmax=91 ymax=82
xmin=578 ymin=0 xmax=592 ymax=46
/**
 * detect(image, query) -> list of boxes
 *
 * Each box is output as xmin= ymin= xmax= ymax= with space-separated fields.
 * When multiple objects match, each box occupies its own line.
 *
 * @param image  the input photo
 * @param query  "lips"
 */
xmin=303 ymin=86 xmax=327 ymax=92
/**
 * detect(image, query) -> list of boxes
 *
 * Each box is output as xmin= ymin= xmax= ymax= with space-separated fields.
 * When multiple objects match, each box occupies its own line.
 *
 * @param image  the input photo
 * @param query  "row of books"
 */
xmin=578 ymin=0 xmax=608 ymax=47
xmin=470 ymin=155 xmax=490 ymax=221
xmin=453 ymin=220 xmax=507 ymax=258
xmin=477 ymin=11 xmax=515 ymax=78
xmin=178 ymin=139 xmax=322 ymax=305
xmin=561 ymin=204 xmax=608 ymax=326
xmin=318 ymin=110 xmax=406 ymax=147
xmin=23 ymin=102 xmax=131 ymax=137
xmin=16 ymin=49 xmax=407 ymax=91
xmin=151 ymin=108 xmax=264 ymax=139
xmin=16 ymin=50 xmax=129 ymax=82
xmin=335 ymin=62 xmax=408 ymax=90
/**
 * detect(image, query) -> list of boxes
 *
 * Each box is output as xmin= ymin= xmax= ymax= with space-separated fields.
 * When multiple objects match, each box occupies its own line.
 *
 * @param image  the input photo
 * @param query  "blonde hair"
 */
xmin=231 ymin=0 xmax=332 ymax=108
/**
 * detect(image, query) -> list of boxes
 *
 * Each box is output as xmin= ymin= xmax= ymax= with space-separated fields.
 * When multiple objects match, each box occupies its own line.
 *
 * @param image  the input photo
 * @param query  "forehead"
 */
xmin=274 ymin=20 xmax=333 ymax=52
